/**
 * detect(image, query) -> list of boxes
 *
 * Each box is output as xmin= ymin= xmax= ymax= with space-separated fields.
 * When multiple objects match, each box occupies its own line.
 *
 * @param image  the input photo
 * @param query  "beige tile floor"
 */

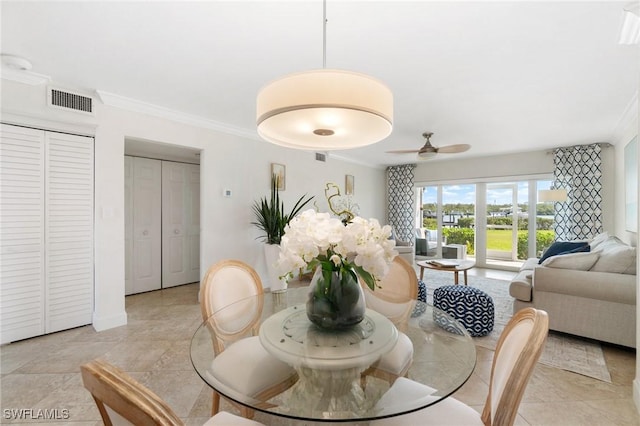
xmin=1 ymin=269 xmax=638 ymax=425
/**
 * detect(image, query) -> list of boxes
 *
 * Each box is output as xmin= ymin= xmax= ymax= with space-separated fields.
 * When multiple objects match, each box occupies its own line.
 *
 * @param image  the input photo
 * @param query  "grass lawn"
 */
xmin=486 ymin=229 xmax=513 ymax=251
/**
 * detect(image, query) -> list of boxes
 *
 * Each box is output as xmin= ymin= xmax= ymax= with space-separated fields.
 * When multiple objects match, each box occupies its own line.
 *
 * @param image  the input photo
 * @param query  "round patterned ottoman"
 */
xmin=411 ymin=279 xmax=428 ymax=317
xmin=433 ymin=285 xmax=494 ymax=337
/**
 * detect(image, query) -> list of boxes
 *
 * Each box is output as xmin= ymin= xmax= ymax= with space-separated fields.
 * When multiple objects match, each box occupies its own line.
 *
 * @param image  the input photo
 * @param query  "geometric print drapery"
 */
xmin=387 ymin=164 xmax=416 ymax=243
xmin=553 ymin=143 xmax=603 ymax=241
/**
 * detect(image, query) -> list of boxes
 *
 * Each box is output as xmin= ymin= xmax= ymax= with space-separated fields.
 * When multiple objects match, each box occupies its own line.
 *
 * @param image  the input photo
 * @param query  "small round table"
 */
xmin=417 ymin=259 xmax=476 ymax=284
xmin=260 ymin=305 xmax=398 ymax=416
xmin=190 ymin=287 xmax=476 ymax=422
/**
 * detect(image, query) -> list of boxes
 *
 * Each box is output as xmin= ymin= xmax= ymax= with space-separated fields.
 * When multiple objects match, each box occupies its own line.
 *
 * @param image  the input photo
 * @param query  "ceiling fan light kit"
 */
xmin=256 ymin=0 xmax=393 ymax=150
xmin=256 ymin=69 xmax=393 ymax=150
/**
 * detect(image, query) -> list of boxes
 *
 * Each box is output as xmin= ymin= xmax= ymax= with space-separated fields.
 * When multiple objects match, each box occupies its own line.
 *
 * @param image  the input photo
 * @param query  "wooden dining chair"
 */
xmin=80 ymin=358 xmax=265 ymax=426
xmin=361 ymin=256 xmax=419 ymax=384
xmin=371 ymin=307 xmax=549 ymax=426
xmin=199 ymin=260 xmax=297 ymax=418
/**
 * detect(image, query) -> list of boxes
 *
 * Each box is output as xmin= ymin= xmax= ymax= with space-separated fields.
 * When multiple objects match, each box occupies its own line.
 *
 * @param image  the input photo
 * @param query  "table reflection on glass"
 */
xmin=190 ymin=287 xmax=476 ymax=422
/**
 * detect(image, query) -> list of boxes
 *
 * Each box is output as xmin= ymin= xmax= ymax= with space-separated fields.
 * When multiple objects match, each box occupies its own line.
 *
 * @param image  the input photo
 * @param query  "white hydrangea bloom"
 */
xmin=276 ymin=209 xmax=398 ymax=284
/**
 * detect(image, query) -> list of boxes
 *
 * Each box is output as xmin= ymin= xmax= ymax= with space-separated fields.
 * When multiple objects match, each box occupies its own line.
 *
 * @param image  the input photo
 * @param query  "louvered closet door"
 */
xmin=0 ymin=125 xmax=46 ymax=344
xmin=45 ymin=131 xmax=94 ymax=333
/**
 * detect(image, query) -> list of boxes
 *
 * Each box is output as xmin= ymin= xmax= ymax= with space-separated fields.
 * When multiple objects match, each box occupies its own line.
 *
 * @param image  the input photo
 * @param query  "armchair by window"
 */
xmin=415 ymin=228 xmax=441 ymax=256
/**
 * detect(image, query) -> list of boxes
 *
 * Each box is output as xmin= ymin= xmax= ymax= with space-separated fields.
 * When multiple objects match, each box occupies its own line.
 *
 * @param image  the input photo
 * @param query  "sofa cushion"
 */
xmin=541 ymin=252 xmax=600 ymax=271
xmin=538 ymin=241 xmax=590 ymax=264
xmin=591 ymin=236 xmax=636 ymax=275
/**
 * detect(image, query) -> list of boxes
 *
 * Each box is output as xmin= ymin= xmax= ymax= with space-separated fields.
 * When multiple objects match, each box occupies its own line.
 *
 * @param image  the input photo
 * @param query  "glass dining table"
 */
xmin=190 ymin=287 xmax=476 ymax=423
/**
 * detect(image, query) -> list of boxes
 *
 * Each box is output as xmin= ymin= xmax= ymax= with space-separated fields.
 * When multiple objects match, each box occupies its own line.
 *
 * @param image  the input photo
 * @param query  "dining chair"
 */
xmin=361 ymin=256 xmax=418 ymax=384
xmin=199 ymin=259 xmax=298 ymax=418
xmin=371 ymin=307 xmax=549 ymax=426
xmin=80 ymin=358 xmax=265 ymax=426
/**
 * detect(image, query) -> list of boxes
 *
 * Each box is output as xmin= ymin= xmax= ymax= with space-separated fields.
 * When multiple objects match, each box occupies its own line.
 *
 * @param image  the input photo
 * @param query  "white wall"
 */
xmin=613 ymin=108 xmax=639 ymax=247
xmin=414 ymin=150 xmax=554 ymax=184
xmin=1 ymin=79 xmax=387 ymax=331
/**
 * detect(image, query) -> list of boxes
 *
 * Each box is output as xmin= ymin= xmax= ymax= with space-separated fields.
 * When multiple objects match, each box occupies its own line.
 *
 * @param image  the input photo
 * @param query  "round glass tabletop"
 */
xmin=190 ymin=287 xmax=476 ymax=422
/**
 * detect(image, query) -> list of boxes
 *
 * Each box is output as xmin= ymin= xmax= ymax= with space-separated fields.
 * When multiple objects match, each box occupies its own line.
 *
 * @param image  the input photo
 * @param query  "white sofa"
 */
xmin=509 ymin=234 xmax=637 ymax=348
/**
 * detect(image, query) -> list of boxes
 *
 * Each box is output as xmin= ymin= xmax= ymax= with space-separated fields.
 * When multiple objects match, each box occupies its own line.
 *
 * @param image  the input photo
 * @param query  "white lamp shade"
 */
xmin=538 ymin=189 xmax=568 ymax=202
xmin=256 ymin=69 xmax=393 ymax=150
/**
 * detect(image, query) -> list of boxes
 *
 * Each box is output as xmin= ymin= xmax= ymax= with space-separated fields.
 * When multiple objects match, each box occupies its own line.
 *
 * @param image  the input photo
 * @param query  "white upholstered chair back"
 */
xmin=200 ymin=260 xmax=264 ymax=355
xmin=362 ymin=256 xmax=418 ymax=330
xmin=482 ymin=307 xmax=549 ymax=425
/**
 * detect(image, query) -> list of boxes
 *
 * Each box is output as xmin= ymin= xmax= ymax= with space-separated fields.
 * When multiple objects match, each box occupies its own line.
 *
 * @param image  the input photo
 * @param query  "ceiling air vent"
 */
xmin=315 ymin=152 xmax=327 ymax=162
xmin=48 ymin=87 xmax=94 ymax=115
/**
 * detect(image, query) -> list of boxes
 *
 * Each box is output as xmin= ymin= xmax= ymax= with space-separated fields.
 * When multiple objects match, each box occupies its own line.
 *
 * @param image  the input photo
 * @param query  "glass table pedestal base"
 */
xmin=283 ymin=365 xmax=380 ymax=419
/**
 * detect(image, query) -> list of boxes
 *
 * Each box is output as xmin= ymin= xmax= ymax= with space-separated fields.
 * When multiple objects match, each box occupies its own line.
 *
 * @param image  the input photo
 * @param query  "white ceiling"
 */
xmin=1 ymin=1 xmax=638 ymax=167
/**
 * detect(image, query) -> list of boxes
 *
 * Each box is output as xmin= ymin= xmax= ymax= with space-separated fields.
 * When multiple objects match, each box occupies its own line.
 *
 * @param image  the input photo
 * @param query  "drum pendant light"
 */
xmin=256 ymin=1 xmax=393 ymax=150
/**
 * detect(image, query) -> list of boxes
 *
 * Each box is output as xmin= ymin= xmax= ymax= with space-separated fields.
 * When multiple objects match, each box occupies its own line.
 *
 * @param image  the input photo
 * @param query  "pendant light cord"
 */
xmin=323 ymin=0 xmax=327 ymax=68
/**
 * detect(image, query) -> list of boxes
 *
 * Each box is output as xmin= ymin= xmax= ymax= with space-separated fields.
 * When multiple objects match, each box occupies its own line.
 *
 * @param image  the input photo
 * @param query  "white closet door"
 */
xmin=162 ymin=161 xmax=200 ymax=288
xmin=186 ymin=164 xmax=200 ymax=283
xmin=0 ymin=124 xmax=46 ymax=344
xmin=124 ymin=156 xmax=134 ymax=294
xmin=45 ymin=131 xmax=94 ymax=333
xmin=130 ymin=157 xmax=162 ymax=294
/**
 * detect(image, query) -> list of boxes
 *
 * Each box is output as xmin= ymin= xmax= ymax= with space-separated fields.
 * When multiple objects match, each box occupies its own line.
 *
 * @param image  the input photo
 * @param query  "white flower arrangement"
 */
xmin=277 ymin=209 xmax=398 ymax=290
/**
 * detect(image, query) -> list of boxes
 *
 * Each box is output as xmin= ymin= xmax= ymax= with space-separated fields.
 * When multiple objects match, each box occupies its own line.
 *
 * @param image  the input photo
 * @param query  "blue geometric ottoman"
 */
xmin=433 ymin=285 xmax=494 ymax=337
xmin=411 ymin=279 xmax=428 ymax=317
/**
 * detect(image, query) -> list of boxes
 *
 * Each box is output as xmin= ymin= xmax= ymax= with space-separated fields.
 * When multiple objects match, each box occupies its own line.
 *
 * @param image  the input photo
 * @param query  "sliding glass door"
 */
xmin=417 ymin=184 xmax=475 ymax=260
xmin=485 ymin=183 xmax=519 ymax=264
xmin=417 ymin=176 xmax=554 ymax=270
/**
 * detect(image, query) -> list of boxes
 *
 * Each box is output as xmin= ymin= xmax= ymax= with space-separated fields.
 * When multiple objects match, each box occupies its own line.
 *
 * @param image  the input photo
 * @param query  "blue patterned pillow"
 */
xmin=538 ymin=241 xmax=590 ymax=264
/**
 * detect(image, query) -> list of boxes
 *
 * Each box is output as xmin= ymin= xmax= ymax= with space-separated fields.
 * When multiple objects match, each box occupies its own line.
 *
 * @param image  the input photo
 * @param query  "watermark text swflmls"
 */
xmin=3 ymin=408 xmax=70 ymax=420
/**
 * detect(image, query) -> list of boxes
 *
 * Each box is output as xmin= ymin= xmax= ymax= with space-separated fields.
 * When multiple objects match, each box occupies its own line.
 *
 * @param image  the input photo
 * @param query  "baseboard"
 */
xmin=634 ymin=378 xmax=640 ymax=413
xmin=92 ymin=311 xmax=127 ymax=332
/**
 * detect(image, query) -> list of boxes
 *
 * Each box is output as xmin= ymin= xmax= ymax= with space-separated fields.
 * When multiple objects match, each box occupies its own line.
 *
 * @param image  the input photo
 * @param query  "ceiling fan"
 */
xmin=387 ymin=132 xmax=471 ymax=159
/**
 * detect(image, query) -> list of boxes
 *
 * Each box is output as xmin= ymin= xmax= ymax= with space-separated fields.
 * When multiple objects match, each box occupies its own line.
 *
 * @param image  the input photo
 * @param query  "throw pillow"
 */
xmin=538 ymin=241 xmax=590 ymax=264
xmin=590 ymin=237 xmax=637 ymax=274
xmin=589 ymin=232 xmax=609 ymax=251
xmin=541 ymin=252 xmax=600 ymax=270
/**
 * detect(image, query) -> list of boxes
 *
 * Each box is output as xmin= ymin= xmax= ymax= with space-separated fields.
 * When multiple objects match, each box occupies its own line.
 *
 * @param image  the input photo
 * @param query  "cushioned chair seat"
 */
xmin=374 ymin=332 xmax=413 ymax=375
xmin=433 ymin=285 xmax=494 ymax=337
xmin=210 ymin=336 xmax=296 ymax=396
xmin=371 ymin=377 xmax=483 ymax=425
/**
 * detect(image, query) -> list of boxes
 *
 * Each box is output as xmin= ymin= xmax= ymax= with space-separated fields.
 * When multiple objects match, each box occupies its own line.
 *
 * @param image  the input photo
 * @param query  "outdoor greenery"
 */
xmin=422 ymin=202 xmax=555 ymax=216
xmin=423 ymin=204 xmax=555 ymax=259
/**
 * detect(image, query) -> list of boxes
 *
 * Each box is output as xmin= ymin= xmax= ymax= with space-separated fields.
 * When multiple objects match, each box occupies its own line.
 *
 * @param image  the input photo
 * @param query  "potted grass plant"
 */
xmin=252 ymin=175 xmax=313 ymax=291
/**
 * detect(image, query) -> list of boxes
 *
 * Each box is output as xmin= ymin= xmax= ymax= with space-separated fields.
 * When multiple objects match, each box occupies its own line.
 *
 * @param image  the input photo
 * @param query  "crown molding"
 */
xmin=1 ymin=109 xmax=97 ymax=137
xmin=1 ymin=69 xmax=51 ymax=86
xmin=95 ymin=90 xmax=260 ymax=141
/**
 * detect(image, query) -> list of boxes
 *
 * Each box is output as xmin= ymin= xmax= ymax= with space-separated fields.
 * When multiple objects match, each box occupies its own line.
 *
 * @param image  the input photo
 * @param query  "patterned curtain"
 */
xmin=387 ymin=164 xmax=416 ymax=243
xmin=553 ymin=144 xmax=603 ymax=241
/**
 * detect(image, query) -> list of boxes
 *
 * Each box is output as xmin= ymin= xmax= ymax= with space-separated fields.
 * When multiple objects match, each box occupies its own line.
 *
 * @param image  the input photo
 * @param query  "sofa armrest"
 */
xmin=533 ymin=266 xmax=636 ymax=305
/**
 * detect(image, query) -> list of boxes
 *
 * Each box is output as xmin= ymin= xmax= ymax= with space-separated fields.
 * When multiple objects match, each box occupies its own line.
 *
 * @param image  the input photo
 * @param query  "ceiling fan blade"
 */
xmin=386 ymin=149 xmax=421 ymax=154
xmin=437 ymin=144 xmax=471 ymax=154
